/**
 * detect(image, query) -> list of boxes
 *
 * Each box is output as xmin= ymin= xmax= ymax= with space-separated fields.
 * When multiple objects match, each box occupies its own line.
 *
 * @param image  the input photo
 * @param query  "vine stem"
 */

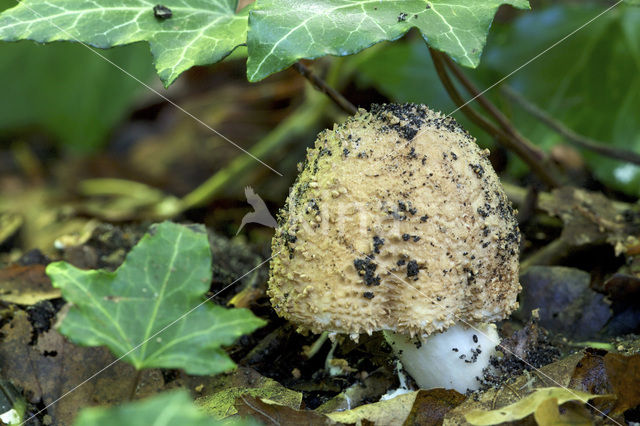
xmin=293 ymin=62 xmax=358 ymax=115
xmin=429 ymin=48 xmax=561 ymax=188
xmin=501 ymin=85 xmax=640 ymax=166
xmin=129 ymin=370 xmax=142 ymax=401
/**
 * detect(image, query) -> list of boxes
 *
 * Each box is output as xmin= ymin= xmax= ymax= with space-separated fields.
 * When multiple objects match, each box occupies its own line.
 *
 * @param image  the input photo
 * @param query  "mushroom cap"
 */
xmin=268 ymin=104 xmax=520 ymax=337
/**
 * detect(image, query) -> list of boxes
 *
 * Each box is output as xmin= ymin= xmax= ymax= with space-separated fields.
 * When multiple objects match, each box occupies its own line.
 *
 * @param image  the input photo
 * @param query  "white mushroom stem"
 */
xmin=383 ymin=323 xmax=500 ymax=393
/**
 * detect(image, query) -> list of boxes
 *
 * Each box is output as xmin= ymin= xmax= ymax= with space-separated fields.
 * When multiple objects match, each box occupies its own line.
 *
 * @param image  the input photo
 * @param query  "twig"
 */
xmin=129 ymin=370 xmax=142 ymax=401
xmin=429 ymin=49 xmax=561 ymax=188
xmin=293 ymin=62 xmax=358 ymax=115
xmin=501 ymin=85 xmax=640 ymax=166
xmin=437 ymin=51 xmax=561 ymax=187
xmin=428 ymin=48 xmax=506 ymax=141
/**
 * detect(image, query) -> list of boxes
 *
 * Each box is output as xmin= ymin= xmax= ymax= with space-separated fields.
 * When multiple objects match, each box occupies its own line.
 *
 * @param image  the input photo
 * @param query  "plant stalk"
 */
xmin=293 ymin=62 xmax=358 ymax=115
xmin=501 ymin=85 xmax=640 ymax=166
xmin=429 ymin=48 xmax=561 ymax=188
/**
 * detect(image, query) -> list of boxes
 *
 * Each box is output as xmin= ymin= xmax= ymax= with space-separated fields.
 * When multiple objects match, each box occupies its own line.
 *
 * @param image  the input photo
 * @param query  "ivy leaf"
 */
xmin=0 ymin=0 xmax=249 ymax=87
xmin=74 ymin=390 xmax=259 ymax=426
xmin=47 ymin=221 xmax=266 ymax=375
xmin=246 ymin=0 xmax=530 ymax=82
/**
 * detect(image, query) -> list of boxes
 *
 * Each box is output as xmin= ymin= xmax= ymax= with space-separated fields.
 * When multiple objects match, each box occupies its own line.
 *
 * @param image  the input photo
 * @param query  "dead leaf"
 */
xmin=235 ymin=395 xmax=338 ymax=425
xmin=444 ymin=353 xmax=584 ymax=425
xmin=0 ymin=264 xmax=61 ymax=305
xmin=327 ymin=391 xmax=418 ymax=426
xmin=569 ymin=348 xmax=640 ymax=415
xmin=0 ymin=211 xmax=22 ymax=246
xmin=569 ymin=348 xmax=611 ymax=395
xmin=316 ymin=367 xmax=395 ymax=414
xmin=533 ymin=398 xmax=592 ymax=426
xmin=519 ymin=266 xmax=611 ymax=340
xmin=605 ymin=353 xmax=640 ymax=414
xmin=537 ymin=187 xmax=640 ymax=254
xmin=464 ymin=387 xmax=610 ymax=425
xmin=0 ymin=311 xmax=163 ymax=425
xmin=403 ymin=388 xmax=466 ymax=426
xmin=195 ymin=368 xmax=302 ymax=419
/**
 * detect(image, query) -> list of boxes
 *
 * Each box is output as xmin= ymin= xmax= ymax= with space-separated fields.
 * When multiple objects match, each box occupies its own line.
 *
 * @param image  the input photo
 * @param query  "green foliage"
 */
xmin=485 ymin=4 xmax=640 ymax=194
xmin=354 ymin=39 xmax=493 ymax=149
xmin=0 ymin=40 xmax=154 ymax=152
xmin=0 ymin=0 xmax=528 ymax=85
xmin=46 ymin=221 xmax=265 ymax=375
xmin=73 ymin=390 xmax=259 ymax=426
xmin=0 ymin=0 xmax=250 ymax=87
xmin=247 ymin=0 xmax=529 ymax=82
xmin=354 ymin=3 xmax=640 ymax=195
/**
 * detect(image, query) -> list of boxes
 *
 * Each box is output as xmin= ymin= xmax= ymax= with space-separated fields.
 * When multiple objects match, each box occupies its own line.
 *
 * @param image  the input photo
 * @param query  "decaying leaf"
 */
xmin=315 ymin=367 xmax=395 ymax=414
xmin=75 ymin=390 xmax=259 ymax=426
xmin=196 ymin=368 xmax=302 ymax=419
xmin=326 ymin=391 xmax=418 ymax=425
xmin=444 ymin=352 xmax=584 ymax=425
xmin=235 ymin=395 xmax=338 ymax=425
xmin=532 ymin=397 xmax=592 ymax=426
xmin=75 ymin=178 xmax=182 ymax=221
xmin=570 ymin=348 xmax=640 ymax=415
xmin=0 ymin=311 xmax=164 ymax=426
xmin=0 ymin=264 xmax=61 ymax=305
xmin=519 ymin=266 xmax=611 ymax=340
xmin=464 ymin=387 xmax=611 ymax=425
xmin=403 ymin=388 xmax=466 ymax=426
xmin=0 ymin=211 xmax=22 ymax=246
xmin=47 ymin=221 xmax=265 ymax=374
xmin=538 ymin=187 xmax=640 ymax=254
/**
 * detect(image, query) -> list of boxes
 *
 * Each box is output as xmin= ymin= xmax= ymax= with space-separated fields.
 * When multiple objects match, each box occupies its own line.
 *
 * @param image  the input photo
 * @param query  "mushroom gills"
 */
xmin=383 ymin=323 xmax=499 ymax=393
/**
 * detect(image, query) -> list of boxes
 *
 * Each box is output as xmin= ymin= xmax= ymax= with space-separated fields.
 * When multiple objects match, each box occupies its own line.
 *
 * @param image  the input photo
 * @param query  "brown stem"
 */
xmin=293 ymin=62 xmax=358 ymax=115
xmin=440 ymin=54 xmax=547 ymax=161
xmin=429 ymin=49 xmax=504 ymax=139
xmin=429 ymin=48 xmax=561 ymax=188
xmin=129 ymin=370 xmax=142 ymax=401
xmin=501 ymin=85 xmax=640 ymax=166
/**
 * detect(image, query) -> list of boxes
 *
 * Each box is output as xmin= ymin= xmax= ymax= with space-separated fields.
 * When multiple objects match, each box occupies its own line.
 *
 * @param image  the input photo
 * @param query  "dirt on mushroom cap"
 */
xmin=268 ymin=104 xmax=521 ymax=337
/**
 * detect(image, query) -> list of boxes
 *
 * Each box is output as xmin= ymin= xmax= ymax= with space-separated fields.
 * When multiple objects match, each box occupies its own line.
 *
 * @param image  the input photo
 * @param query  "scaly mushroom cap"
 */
xmin=268 ymin=104 xmax=520 ymax=337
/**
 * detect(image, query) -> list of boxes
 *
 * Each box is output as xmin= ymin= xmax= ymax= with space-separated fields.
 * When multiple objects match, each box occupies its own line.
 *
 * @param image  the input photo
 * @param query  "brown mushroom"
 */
xmin=268 ymin=104 xmax=520 ymax=392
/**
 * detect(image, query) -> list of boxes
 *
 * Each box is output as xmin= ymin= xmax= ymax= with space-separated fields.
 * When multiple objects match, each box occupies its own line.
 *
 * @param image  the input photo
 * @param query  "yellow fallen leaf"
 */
xmin=465 ymin=387 xmax=612 ymax=425
xmin=327 ymin=391 xmax=418 ymax=426
xmin=533 ymin=397 xmax=592 ymax=426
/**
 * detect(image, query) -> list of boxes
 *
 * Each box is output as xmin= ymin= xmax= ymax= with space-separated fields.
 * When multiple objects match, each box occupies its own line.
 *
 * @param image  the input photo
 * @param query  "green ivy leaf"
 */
xmin=0 ymin=0 xmax=249 ymax=87
xmin=246 ymin=0 xmax=530 ymax=82
xmin=47 ymin=221 xmax=266 ymax=375
xmin=74 ymin=390 xmax=259 ymax=426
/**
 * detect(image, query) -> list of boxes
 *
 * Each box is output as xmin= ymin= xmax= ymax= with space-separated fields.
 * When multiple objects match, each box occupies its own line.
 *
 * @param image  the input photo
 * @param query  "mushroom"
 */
xmin=268 ymin=104 xmax=520 ymax=393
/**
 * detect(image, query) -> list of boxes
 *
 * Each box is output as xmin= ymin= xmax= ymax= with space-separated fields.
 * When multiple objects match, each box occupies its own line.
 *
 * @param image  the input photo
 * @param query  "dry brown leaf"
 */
xmin=0 ymin=264 xmax=60 ymax=305
xmin=533 ymin=398 xmax=592 ymax=426
xmin=464 ymin=387 xmax=610 ymax=425
xmin=327 ymin=391 xmax=418 ymax=426
xmin=538 ymin=187 xmax=640 ymax=254
xmin=195 ymin=368 xmax=302 ymax=419
xmin=403 ymin=388 xmax=466 ymax=426
xmin=0 ymin=311 xmax=163 ymax=425
xmin=235 ymin=395 xmax=339 ymax=425
xmin=444 ymin=353 xmax=584 ymax=425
